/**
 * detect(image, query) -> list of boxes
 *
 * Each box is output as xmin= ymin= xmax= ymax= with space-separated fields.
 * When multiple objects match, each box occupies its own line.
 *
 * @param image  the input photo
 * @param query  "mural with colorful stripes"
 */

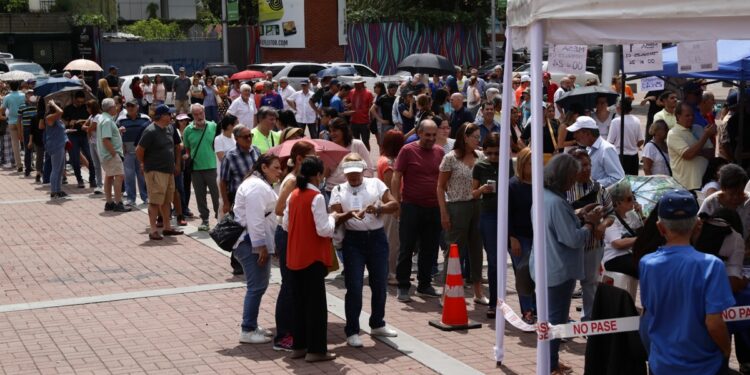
xmin=345 ymin=23 xmax=481 ymax=75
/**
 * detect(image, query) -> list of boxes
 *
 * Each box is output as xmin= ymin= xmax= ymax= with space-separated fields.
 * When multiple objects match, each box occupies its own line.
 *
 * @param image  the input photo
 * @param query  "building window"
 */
xmin=40 ymin=0 xmax=56 ymax=12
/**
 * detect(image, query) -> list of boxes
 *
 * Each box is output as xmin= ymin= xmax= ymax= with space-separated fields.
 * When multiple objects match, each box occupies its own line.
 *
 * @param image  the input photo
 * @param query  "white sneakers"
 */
xmin=370 ymin=326 xmax=398 ymax=337
xmin=348 ymin=327 xmax=398 ymax=348
xmin=239 ymin=327 xmax=273 ymax=344
xmin=346 ymin=334 xmax=363 ymax=348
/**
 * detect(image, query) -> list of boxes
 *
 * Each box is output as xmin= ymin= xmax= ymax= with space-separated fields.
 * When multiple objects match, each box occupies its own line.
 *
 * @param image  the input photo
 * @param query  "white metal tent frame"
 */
xmin=495 ymin=2 xmax=750 ymax=374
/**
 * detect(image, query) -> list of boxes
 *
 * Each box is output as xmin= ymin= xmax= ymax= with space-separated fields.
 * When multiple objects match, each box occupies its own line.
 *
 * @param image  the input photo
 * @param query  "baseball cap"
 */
xmin=125 ymin=98 xmax=139 ymax=107
xmin=108 ymin=65 xmax=118 ymax=70
xmin=176 ymin=113 xmax=190 ymax=121
xmin=566 ymin=116 xmax=598 ymax=132
xmin=543 ymin=72 xmax=551 ymax=79
xmin=300 ymin=79 xmax=310 ymax=85
xmin=342 ymin=160 xmax=366 ymax=175
xmin=520 ymin=75 xmax=531 ymax=83
xmin=178 ymin=67 xmax=186 ymax=72
xmin=154 ymin=104 xmax=175 ymax=118
xmin=658 ymin=190 xmax=698 ymax=220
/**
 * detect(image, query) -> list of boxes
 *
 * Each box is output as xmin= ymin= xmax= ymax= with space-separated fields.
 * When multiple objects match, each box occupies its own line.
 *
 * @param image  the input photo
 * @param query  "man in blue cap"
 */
xmin=640 ymin=189 xmax=734 ymax=375
xmin=136 ymin=105 xmax=183 ymax=240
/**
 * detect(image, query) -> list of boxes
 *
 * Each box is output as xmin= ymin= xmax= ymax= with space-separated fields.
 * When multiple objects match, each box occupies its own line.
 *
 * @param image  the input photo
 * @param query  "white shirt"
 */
xmin=325 ymin=139 xmax=374 ymax=191
xmin=593 ymin=107 xmax=615 ymax=139
xmin=608 ymin=115 xmax=644 ymax=155
xmin=282 ymin=183 xmax=335 ymax=238
xmin=603 ymin=210 xmax=643 ymax=264
xmin=553 ymin=87 xmax=566 ymax=118
xmin=233 ymin=175 xmax=278 ymax=252
xmin=279 ymin=85 xmax=296 ymax=110
xmin=227 ymin=96 xmax=256 ymax=129
xmin=214 ymin=134 xmax=235 ymax=173
xmin=290 ymin=90 xmax=316 ymax=124
xmin=641 ymin=141 xmax=671 ymax=175
xmin=140 ymin=83 xmax=154 ymax=103
xmin=329 ymin=178 xmax=389 ymax=231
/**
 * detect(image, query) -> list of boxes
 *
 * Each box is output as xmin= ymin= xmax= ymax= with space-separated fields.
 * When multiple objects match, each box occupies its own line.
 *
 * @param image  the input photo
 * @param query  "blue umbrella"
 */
xmin=34 ymin=77 xmax=83 ymax=97
xmin=317 ymin=66 xmax=357 ymax=78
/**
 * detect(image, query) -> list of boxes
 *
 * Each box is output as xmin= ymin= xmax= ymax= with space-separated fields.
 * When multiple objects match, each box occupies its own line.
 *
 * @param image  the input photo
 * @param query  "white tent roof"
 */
xmin=507 ymin=0 xmax=750 ymax=46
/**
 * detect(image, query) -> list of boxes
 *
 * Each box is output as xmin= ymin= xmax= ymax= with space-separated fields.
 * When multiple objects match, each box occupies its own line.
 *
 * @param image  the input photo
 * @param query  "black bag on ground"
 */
xmin=209 ymin=212 xmax=244 ymax=252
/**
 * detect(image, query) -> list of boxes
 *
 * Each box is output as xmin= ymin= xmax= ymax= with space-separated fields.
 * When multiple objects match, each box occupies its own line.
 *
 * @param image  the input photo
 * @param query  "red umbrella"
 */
xmin=230 ymin=70 xmax=265 ymax=81
xmin=269 ymin=138 xmax=350 ymax=171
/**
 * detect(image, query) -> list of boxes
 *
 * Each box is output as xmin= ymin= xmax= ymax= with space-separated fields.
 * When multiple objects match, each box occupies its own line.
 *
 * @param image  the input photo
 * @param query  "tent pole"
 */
xmin=494 ymin=25 xmax=514 ymax=367
xmin=530 ymin=21 xmax=550 ymax=375
xmin=619 ymin=47 xmax=626 ymax=160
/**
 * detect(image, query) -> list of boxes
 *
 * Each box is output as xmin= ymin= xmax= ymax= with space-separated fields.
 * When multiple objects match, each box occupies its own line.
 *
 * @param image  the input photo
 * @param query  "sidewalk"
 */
xmin=0 ymin=164 xmax=740 ymax=375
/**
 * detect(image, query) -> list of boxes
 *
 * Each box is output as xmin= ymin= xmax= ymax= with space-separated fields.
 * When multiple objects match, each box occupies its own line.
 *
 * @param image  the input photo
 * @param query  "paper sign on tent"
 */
xmin=548 ymin=45 xmax=588 ymax=75
xmin=677 ymin=40 xmax=718 ymax=73
xmin=623 ymin=43 xmax=663 ymax=73
xmin=640 ymin=77 xmax=665 ymax=91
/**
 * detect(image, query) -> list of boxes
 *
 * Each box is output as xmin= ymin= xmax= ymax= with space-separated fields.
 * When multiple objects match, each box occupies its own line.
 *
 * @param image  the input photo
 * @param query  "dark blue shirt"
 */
xmin=476 ymin=120 xmax=500 ymax=143
xmin=640 ymin=245 xmax=735 ymax=375
xmin=260 ymin=92 xmax=283 ymax=110
xmin=117 ymin=113 xmax=151 ymax=150
xmin=449 ymin=107 xmax=474 ymax=138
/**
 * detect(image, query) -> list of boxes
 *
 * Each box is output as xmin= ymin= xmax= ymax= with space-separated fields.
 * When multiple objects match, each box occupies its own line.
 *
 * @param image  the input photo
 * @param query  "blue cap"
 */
xmin=154 ymin=104 xmax=175 ymax=118
xmin=329 ymin=79 xmax=340 ymax=86
xmin=300 ymin=79 xmax=310 ymax=85
xmin=108 ymin=65 xmax=118 ymax=70
xmin=658 ymin=189 xmax=698 ymax=220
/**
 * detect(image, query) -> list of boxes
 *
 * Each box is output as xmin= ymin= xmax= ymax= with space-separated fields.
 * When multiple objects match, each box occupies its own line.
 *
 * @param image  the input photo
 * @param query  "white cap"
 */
xmin=566 ymin=116 xmax=598 ymax=132
xmin=520 ymin=75 xmax=531 ymax=83
xmin=342 ymin=160 xmax=366 ymax=174
xmin=494 ymin=65 xmax=502 ymax=70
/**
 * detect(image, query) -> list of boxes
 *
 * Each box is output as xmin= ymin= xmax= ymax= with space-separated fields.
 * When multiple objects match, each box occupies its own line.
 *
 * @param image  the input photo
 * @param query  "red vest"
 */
xmin=286 ymin=188 xmax=332 ymax=271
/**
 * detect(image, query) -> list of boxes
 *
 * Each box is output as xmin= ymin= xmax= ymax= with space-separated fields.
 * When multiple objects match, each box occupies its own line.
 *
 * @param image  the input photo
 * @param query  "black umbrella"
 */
xmin=555 ymin=86 xmax=619 ymax=112
xmin=396 ymin=53 xmax=455 ymax=76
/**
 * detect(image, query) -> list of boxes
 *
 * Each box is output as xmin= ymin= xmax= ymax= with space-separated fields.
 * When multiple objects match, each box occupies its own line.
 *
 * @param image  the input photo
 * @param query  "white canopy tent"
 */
xmin=495 ymin=1 xmax=750 ymax=374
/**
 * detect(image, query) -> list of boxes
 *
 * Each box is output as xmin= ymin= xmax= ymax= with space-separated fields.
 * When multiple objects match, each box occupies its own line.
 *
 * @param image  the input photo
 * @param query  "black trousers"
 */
xmin=351 ymin=123 xmax=371 ymax=151
xmin=291 ymin=261 xmax=328 ymax=354
xmin=396 ymin=203 xmax=441 ymax=291
xmin=227 ymin=191 xmax=242 ymax=272
xmin=604 ymin=253 xmax=638 ymax=279
xmin=621 ymin=154 xmax=640 ymax=175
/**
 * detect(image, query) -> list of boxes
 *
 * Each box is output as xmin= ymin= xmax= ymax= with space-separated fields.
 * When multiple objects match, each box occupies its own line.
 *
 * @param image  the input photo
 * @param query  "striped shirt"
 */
xmin=220 ymin=144 xmax=261 ymax=195
xmin=18 ymin=103 xmax=37 ymax=127
xmin=565 ymin=180 xmax=614 ymax=251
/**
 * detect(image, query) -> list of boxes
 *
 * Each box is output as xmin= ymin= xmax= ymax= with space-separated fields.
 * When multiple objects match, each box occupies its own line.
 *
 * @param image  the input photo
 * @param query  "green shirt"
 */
xmin=251 ymin=127 xmax=280 ymax=154
xmin=183 ymin=121 xmax=218 ymax=171
xmin=96 ymin=112 xmax=123 ymax=161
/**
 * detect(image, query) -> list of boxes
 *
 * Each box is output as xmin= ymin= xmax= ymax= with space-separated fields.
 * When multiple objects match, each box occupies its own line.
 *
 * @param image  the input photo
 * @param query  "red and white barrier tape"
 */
xmin=498 ymin=300 xmax=750 ymax=341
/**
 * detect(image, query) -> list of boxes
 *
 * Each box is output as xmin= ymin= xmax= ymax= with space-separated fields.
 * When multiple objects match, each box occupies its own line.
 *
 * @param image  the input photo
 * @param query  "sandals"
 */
xmin=149 ymin=232 xmax=163 ymax=241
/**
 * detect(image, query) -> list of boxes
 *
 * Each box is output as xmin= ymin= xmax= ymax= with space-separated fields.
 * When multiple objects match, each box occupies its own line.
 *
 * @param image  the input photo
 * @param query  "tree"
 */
xmin=146 ymin=2 xmax=159 ymax=19
xmin=1 ymin=0 xmax=29 ymax=12
xmin=123 ymin=19 xmax=185 ymax=40
xmin=199 ymin=0 xmax=258 ymax=25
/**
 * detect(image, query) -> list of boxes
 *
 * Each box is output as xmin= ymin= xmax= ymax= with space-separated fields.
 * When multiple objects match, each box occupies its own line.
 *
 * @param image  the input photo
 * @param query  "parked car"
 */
xmin=0 ymin=52 xmax=14 ymax=60
xmin=0 ymin=59 xmax=48 ymax=80
xmin=247 ymin=62 xmax=328 ymax=90
xmin=118 ymin=74 xmax=178 ymax=107
xmin=325 ymin=62 xmax=403 ymax=89
xmin=513 ymin=61 xmax=600 ymax=86
xmin=203 ymin=63 xmax=238 ymax=78
xmin=138 ymin=64 xmax=175 ymax=76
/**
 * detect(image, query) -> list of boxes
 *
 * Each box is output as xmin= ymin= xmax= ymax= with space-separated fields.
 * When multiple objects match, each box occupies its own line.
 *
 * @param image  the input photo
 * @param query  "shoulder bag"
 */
xmin=185 ymin=126 xmax=207 ymax=174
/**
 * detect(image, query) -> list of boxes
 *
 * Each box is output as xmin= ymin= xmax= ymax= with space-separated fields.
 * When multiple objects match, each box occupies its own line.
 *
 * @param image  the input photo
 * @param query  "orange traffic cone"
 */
xmin=429 ymin=244 xmax=482 ymax=331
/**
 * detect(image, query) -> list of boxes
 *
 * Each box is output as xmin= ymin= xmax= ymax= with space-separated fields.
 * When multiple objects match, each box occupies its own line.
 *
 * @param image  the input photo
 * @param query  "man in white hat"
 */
xmin=567 ymin=115 xmax=624 ymax=187
xmin=515 ymin=74 xmax=531 ymax=106
xmin=347 ymin=77 xmax=374 ymax=151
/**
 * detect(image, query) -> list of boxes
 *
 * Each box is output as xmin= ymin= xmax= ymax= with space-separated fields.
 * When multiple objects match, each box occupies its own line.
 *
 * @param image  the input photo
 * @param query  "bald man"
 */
xmin=448 ymin=93 xmax=474 ymax=138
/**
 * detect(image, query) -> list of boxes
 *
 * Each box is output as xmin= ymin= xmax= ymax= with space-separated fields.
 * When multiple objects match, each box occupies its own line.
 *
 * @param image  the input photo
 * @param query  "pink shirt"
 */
xmin=348 ymin=88 xmax=374 ymax=125
xmin=393 ymin=142 xmax=444 ymax=207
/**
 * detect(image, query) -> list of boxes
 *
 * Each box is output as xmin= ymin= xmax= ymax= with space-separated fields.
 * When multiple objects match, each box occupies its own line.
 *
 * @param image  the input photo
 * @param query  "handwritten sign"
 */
xmin=623 ymin=43 xmax=663 ymax=73
xmin=677 ymin=40 xmax=718 ymax=73
xmin=640 ymin=77 xmax=665 ymax=92
xmin=548 ymin=45 xmax=587 ymax=75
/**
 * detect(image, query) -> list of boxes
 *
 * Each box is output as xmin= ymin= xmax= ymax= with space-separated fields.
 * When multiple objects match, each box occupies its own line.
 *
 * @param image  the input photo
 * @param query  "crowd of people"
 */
xmin=2 ymin=62 xmax=750 ymax=374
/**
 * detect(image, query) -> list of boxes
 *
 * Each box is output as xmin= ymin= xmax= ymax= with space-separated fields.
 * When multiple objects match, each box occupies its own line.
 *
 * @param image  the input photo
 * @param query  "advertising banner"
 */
xmin=259 ymin=0 xmax=305 ymax=48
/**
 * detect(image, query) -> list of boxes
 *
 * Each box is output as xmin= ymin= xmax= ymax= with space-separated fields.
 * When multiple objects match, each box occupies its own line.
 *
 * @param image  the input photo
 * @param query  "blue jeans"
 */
xmin=581 ymin=247 xmax=603 ymax=321
xmin=124 ymin=151 xmax=148 ymax=203
xmin=43 ymin=150 xmax=51 ymax=183
xmin=234 ymin=239 xmax=271 ymax=332
xmin=274 ymin=226 xmax=294 ymax=342
xmin=174 ymin=173 xmax=187 ymax=212
xmin=342 ymin=228 xmax=389 ymax=336
xmin=549 ymin=279 xmax=576 ymax=371
xmin=22 ymin=127 xmax=32 ymax=172
xmin=68 ymin=133 xmax=94 ymax=184
xmin=48 ymin=147 xmax=65 ymax=193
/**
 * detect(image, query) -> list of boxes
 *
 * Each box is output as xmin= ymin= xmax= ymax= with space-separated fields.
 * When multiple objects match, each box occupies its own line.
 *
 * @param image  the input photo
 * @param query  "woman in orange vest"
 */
xmin=282 ymin=156 xmax=353 ymax=362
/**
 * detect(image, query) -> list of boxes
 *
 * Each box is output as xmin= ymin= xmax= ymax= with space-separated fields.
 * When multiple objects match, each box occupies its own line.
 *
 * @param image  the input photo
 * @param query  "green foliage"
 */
xmin=50 ymin=0 xmax=73 ymax=12
xmin=72 ymin=13 xmax=109 ymax=27
xmin=146 ymin=2 xmax=159 ymax=19
xmin=346 ymin=0 xmax=503 ymax=28
xmin=1 ymin=0 xmax=29 ymax=12
xmin=123 ymin=19 xmax=185 ymax=40
xmin=200 ymin=0 xmax=258 ymax=25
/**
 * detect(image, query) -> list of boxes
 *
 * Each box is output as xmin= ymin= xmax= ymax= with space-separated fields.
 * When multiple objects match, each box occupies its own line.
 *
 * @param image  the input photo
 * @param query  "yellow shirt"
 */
xmin=667 ymin=125 xmax=708 ymax=190
xmin=653 ymin=109 xmax=677 ymax=129
xmin=251 ymin=127 xmax=280 ymax=154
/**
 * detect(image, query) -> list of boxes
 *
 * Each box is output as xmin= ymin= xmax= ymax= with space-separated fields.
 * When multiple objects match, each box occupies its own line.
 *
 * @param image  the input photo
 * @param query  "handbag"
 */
xmin=209 ymin=211 xmax=245 ymax=252
xmin=185 ymin=125 xmax=208 ymax=174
